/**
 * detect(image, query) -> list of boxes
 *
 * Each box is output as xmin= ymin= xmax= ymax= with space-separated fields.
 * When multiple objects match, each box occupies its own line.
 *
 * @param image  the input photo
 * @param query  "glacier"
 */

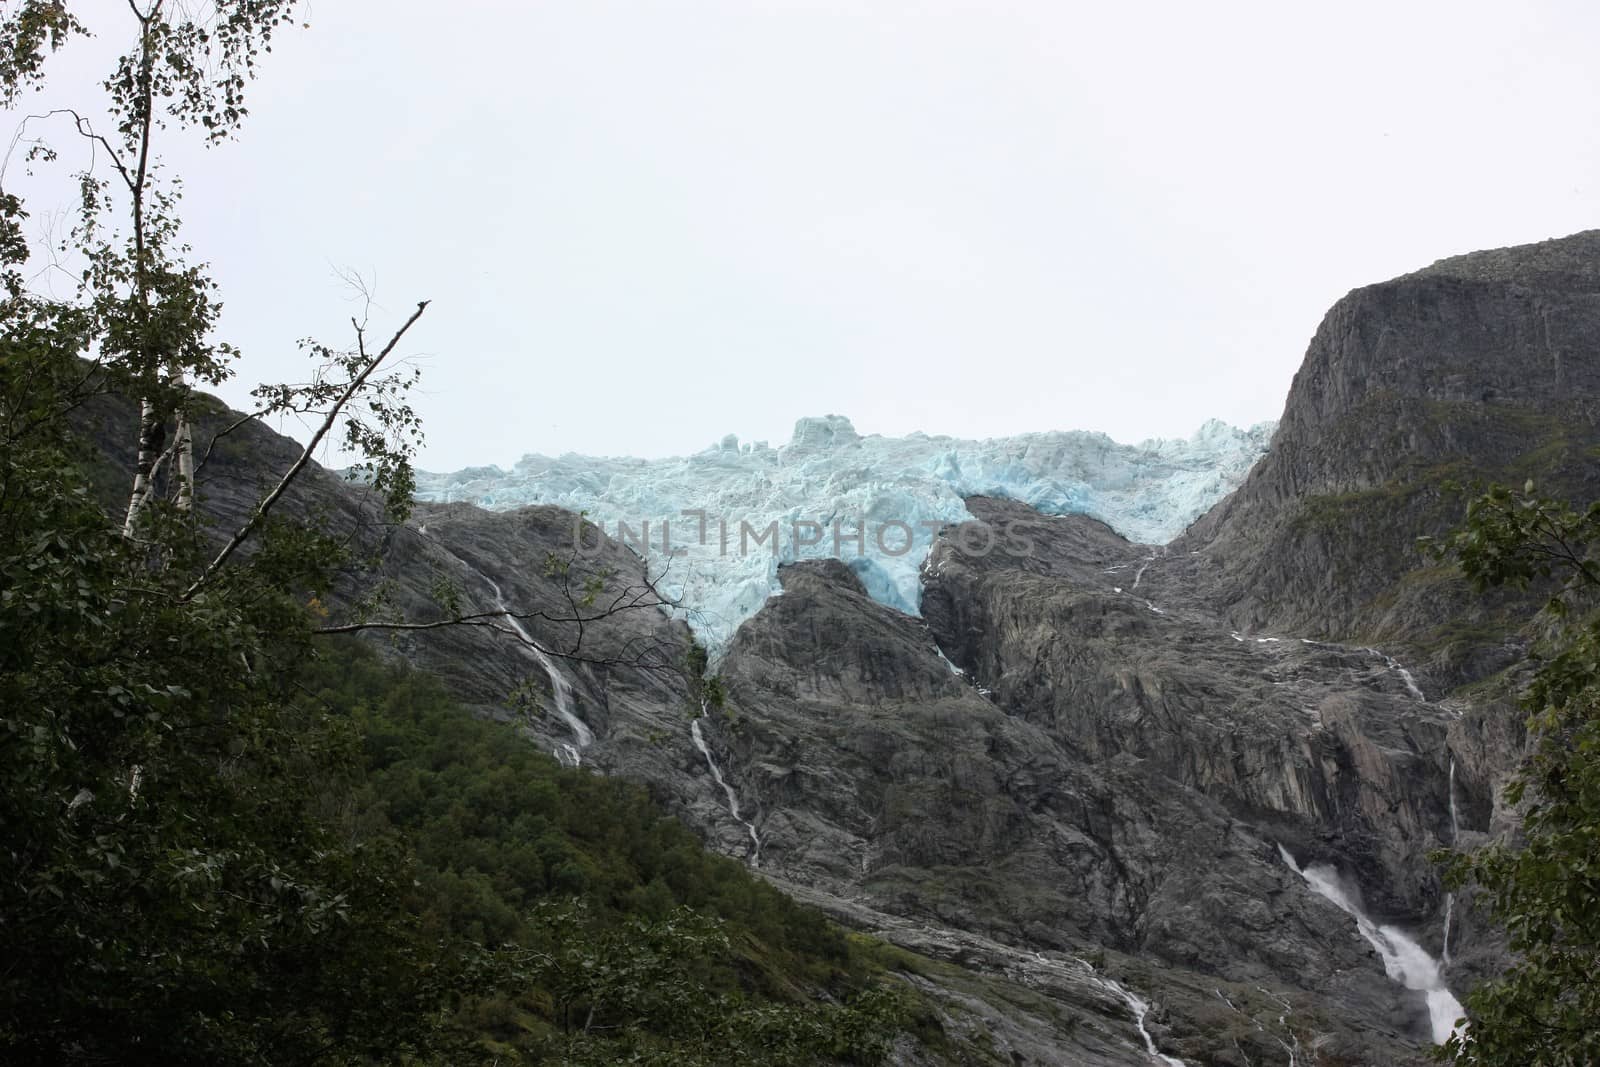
xmin=413 ymin=415 xmax=1274 ymax=652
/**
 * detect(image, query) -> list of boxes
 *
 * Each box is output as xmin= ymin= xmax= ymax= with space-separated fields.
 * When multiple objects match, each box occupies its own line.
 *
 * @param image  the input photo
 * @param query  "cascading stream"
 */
xmin=482 ymin=573 xmax=593 ymax=767
xmin=690 ymin=711 xmax=761 ymax=865
xmin=1278 ymin=845 xmax=1464 ymax=1043
xmin=417 ymin=532 xmax=594 ymax=764
xmin=1075 ymin=961 xmax=1187 ymax=1065
xmin=419 ymin=535 xmax=595 ymax=765
xmin=1369 ymin=647 xmax=1460 ymax=970
xmin=1444 ymin=758 xmax=1459 ymax=963
xmin=1131 ymin=551 xmax=1159 ymax=591
xmin=1368 ymin=648 xmax=1426 ymax=701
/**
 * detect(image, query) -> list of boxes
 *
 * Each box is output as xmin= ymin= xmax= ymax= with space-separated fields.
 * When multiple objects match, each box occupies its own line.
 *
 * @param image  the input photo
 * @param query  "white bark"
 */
xmin=122 ymin=397 xmax=162 ymax=536
xmin=172 ymin=404 xmax=194 ymax=513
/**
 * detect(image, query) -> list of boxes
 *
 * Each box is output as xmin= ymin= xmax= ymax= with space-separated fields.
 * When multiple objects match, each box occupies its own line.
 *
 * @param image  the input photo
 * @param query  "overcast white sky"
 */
xmin=8 ymin=1 xmax=1600 ymax=469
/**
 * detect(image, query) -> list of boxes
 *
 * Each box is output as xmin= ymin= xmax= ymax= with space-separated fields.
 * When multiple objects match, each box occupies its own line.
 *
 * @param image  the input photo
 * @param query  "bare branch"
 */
xmin=191 ymin=406 xmax=267 ymax=477
xmin=183 ymin=300 xmax=429 ymax=598
xmin=1 ymin=109 xmax=132 ymax=195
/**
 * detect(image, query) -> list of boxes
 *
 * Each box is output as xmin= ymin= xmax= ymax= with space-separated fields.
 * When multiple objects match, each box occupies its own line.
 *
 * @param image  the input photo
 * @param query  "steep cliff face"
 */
xmin=922 ymin=496 xmax=1462 ymax=910
xmin=1171 ymin=230 xmax=1600 ymax=689
xmin=683 ymin=537 xmax=1515 ymax=1062
xmin=675 ymin=236 xmax=1600 ymax=1061
xmin=71 ymin=387 xmax=739 ymax=845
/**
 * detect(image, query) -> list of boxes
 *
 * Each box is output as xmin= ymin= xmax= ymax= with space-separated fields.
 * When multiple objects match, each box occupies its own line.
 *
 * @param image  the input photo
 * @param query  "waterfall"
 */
xmin=1443 ymin=758 xmax=1459 ymax=963
xmin=1448 ymin=759 xmax=1460 ymax=841
xmin=1392 ymin=660 xmax=1426 ymax=701
xmin=1076 ymin=962 xmax=1187 ymax=1065
xmin=485 ymin=575 xmax=593 ymax=766
xmin=417 ymin=532 xmax=595 ymax=766
xmin=691 ymin=713 xmax=761 ymax=866
xmin=1278 ymin=846 xmax=1464 ymax=1043
xmin=1121 ymin=986 xmax=1188 ymax=1067
xmin=1358 ymin=643 xmax=1462 ymax=972
xmin=1366 ymin=648 xmax=1426 ymax=701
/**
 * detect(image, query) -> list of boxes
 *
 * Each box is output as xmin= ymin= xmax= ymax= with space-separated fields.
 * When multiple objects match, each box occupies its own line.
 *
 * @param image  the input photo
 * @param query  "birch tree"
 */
xmin=3 ymin=1 xmax=426 ymax=552
xmin=0 ymin=6 xmax=462 ymax=1060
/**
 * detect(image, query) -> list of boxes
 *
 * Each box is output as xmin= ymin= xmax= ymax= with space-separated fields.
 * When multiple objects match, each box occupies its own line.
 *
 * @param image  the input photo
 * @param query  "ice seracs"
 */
xmin=415 ymin=415 xmax=1273 ymax=652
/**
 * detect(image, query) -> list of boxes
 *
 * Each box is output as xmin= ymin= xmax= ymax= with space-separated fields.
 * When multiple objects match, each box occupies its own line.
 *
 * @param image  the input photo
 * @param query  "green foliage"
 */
xmin=684 ymin=638 xmax=727 ymax=713
xmin=0 ymin=1 xmax=85 ymax=106
xmin=302 ymin=640 xmax=906 ymax=1063
xmin=1429 ymin=483 xmax=1600 ymax=1065
xmin=0 ymin=329 xmax=469 ymax=1063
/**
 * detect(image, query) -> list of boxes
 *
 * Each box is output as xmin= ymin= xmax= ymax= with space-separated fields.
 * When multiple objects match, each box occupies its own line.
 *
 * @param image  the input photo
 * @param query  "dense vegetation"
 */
xmin=1432 ymin=486 xmax=1600 ymax=1066
xmin=0 ymin=333 xmax=462 ymax=1063
xmin=309 ymin=640 xmax=903 ymax=1063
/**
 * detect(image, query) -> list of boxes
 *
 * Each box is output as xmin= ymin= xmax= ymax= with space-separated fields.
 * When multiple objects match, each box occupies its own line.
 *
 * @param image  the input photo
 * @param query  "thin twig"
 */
xmin=182 ymin=301 xmax=429 ymax=599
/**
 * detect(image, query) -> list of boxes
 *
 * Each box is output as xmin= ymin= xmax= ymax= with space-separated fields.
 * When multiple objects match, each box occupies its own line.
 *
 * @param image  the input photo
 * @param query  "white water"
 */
xmin=691 ymin=715 xmax=761 ymax=865
xmin=484 ymin=575 xmax=593 ymax=766
xmin=1366 ymin=648 xmax=1426 ymax=701
xmin=1448 ymin=760 xmax=1459 ymax=840
xmin=1377 ymin=646 xmax=1459 ymax=973
xmin=1076 ymin=962 xmax=1187 ymax=1065
xmin=1123 ymin=987 xmax=1188 ymax=1066
xmin=1245 ymin=986 xmax=1301 ymax=1066
xmin=1443 ymin=758 xmax=1459 ymax=963
xmin=1278 ymin=846 xmax=1464 ymax=1043
xmin=1131 ymin=551 xmax=1159 ymax=591
xmin=1292 ymin=639 xmax=1428 ymax=703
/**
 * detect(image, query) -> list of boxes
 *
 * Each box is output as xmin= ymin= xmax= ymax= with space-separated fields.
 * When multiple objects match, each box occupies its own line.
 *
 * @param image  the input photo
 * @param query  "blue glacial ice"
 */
xmin=413 ymin=415 xmax=1274 ymax=652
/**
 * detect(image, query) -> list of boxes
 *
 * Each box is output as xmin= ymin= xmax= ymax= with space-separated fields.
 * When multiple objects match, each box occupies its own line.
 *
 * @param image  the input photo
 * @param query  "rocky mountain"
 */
xmin=77 ymin=230 xmax=1600 ymax=1064
xmin=1170 ymin=231 xmax=1600 ymax=690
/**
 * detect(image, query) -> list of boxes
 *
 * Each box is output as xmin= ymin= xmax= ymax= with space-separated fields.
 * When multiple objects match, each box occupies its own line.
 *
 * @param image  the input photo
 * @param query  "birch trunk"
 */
xmin=172 ymin=396 xmax=194 ymax=513
xmin=122 ymin=397 xmax=162 ymax=536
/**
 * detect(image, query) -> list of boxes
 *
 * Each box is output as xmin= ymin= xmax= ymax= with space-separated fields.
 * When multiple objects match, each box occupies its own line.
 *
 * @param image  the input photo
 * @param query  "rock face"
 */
xmin=1170 ymin=230 xmax=1600 ymax=689
xmin=646 ymin=234 xmax=1600 ymax=1062
xmin=73 ymin=231 xmax=1600 ymax=1064
xmin=697 ymin=503 xmax=1467 ymax=1063
xmin=71 ymin=385 xmax=718 ymax=832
